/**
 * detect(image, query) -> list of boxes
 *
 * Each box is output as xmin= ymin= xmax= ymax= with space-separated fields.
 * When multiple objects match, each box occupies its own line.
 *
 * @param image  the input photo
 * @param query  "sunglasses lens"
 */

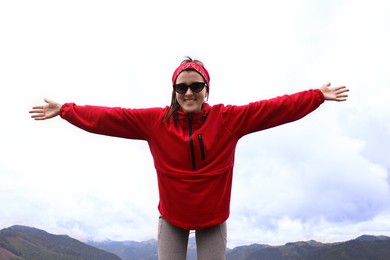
xmin=173 ymin=82 xmax=206 ymax=94
xmin=190 ymin=82 xmax=206 ymax=93
xmin=174 ymin=84 xmax=188 ymax=94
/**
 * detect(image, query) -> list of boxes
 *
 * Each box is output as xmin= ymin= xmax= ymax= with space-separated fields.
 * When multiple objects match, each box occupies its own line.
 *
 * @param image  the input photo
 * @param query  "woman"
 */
xmin=30 ymin=57 xmax=349 ymax=260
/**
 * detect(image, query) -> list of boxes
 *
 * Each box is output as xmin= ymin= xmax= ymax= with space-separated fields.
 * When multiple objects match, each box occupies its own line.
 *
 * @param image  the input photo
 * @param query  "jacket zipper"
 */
xmin=198 ymin=134 xmax=205 ymax=161
xmin=188 ymin=114 xmax=196 ymax=170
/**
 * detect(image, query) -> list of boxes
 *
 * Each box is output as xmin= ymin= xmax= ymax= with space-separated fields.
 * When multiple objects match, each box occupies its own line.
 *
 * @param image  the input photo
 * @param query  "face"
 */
xmin=175 ymin=70 xmax=208 ymax=113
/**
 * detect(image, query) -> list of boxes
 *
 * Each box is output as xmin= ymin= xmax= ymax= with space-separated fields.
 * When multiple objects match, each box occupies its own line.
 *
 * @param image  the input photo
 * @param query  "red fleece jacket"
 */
xmin=60 ymin=89 xmax=324 ymax=230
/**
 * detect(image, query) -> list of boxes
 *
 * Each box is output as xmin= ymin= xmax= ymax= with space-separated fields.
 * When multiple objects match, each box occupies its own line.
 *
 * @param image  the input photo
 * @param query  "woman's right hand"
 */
xmin=30 ymin=98 xmax=63 ymax=120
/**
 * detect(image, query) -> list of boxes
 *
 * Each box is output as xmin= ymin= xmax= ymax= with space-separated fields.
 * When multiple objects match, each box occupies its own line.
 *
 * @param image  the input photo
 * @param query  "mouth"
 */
xmin=184 ymin=98 xmax=196 ymax=103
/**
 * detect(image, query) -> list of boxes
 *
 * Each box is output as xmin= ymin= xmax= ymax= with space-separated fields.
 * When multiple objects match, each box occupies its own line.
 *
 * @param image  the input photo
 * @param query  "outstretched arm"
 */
xmin=29 ymin=98 xmax=63 ymax=120
xmin=320 ymin=83 xmax=349 ymax=101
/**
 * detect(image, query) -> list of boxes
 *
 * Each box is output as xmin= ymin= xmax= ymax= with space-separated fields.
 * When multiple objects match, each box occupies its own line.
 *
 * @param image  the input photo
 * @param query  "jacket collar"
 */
xmin=176 ymin=103 xmax=210 ymax=130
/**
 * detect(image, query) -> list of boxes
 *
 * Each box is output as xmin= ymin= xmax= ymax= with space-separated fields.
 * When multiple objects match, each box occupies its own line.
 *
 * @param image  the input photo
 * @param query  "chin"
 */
xmin=183 ymin=106 xmax=201 ymax=113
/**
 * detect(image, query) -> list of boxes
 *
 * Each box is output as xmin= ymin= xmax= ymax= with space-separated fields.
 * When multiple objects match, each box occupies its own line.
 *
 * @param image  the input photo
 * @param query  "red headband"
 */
xmin=172 ymin=62 xmax=210 ymax=86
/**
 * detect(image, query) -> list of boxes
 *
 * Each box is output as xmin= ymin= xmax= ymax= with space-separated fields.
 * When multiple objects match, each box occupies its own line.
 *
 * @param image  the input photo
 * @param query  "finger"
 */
xmin=44 ymin=98 xmax=56 ymax=105
xmin=33 ymin=117 xmax=46 ymax=120
xmin=332 ymin=87 xmax=348 ymax=95
xmin=336 ymin=94 xmax=348 ymax=101
xmin=30 ymin=113 xmax=45 ymax=119
xmin=335 ymin=86 xmax=349 ymax=94
xmin=29 ymin=108 xmax=44 ymax=114
xmin=335 ymin=89 xmax=349 ymax=95
xmin=31 ymin=112 xmax=48 ymax=120
xmin=30 ymin=105 xmax=47 ymax=113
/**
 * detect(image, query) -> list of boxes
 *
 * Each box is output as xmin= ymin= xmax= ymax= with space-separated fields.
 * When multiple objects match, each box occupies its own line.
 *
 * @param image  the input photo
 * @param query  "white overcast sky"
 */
xmin=1 ymin=0 xmax=389 ymax=248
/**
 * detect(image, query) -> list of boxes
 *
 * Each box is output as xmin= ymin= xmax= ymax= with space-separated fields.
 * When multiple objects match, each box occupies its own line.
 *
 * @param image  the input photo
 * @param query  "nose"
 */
xmin=185 ymin=87 xmax=193 ymax=95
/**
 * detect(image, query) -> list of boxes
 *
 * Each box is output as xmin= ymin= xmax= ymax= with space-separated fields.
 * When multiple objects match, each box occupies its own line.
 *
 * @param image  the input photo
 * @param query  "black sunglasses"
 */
xmin=173 ymin=82 xmax=207 ymax=94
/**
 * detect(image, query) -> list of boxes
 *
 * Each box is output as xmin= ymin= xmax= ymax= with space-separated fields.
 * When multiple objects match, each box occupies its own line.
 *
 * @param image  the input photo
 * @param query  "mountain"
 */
xmin=90 ymin=235 xmax=390 ymax=260
xmin=297 ymin=238 xmax=390 ymax=260
xmin=355 ymin=234 xmax=390 ymax=241
xmin=1 ymin=225 xmax=390 ymax=260
xmin=88 ymin=237 xmax=198 ymax=260
xmin=225 ymin=236 xmax=390 ymax=260
xmin=0 ymin=225 xmax=120 ymax=260
xmin=88 ymin=239 xmax=158 ymax=260
xmin=226 ymin=243 xmax=270 ymax=260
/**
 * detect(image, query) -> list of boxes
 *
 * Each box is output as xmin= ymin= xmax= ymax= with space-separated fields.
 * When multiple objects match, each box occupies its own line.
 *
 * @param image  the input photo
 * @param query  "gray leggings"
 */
xmin=157 ymin=216 xmax=227 ymax=260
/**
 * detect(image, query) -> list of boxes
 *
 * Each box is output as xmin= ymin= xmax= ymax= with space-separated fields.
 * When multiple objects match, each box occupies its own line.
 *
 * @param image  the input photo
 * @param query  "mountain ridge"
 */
xmin=0 ymin=225 xmax=120 ymax=260
xmin=1 ymin=225 xmax=390 ymax=260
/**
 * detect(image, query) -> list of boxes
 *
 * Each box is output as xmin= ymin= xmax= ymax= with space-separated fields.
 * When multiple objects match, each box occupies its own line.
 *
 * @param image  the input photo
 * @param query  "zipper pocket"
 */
xmin=198 ymin=134 xmax=206 ymax=160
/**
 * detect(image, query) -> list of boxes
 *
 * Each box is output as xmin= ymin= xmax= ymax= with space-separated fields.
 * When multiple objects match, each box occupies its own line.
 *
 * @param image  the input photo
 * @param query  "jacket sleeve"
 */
xmin=222 ymin=89 xmax=325 ymax=137
xmin=60 ymin=103 xmax=165 ymax=140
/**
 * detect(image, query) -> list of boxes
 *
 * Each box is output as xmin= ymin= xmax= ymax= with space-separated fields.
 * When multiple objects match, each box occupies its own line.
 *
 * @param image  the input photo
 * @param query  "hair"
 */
xmin=163 ymin=56 xmax=209 ymax=122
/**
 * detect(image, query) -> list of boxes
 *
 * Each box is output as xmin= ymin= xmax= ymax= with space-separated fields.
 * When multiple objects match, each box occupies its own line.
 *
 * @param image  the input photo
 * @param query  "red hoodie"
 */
xmin=60 ymin=89 xmax=324 ymax=230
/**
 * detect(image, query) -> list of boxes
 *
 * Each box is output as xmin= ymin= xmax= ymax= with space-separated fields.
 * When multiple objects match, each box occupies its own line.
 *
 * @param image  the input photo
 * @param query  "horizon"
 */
xmin=2 ymin=224 xmax=390 ymax=247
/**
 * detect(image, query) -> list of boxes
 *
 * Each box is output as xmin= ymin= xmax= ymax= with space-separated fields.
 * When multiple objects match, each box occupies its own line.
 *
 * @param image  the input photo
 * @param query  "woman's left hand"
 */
xmin=320 ymin=83 xmax=349 ymax=102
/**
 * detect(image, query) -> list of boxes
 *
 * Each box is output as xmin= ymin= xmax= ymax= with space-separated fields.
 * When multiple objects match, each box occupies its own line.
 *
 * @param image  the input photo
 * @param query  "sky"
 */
xmin=0 ymin=0 xmax=389 ymax=248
